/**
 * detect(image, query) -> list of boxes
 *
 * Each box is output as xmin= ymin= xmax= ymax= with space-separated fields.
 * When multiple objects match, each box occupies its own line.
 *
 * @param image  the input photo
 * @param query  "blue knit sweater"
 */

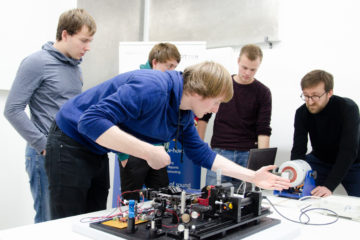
xmin=56 ymin=69 xmax=216 ymax=169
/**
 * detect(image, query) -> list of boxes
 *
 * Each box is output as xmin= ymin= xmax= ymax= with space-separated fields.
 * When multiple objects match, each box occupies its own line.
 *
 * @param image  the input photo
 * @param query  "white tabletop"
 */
xmin=262 ymin=195 xmax=360 ymax=239
xmin=1 ymin=195 xmax=359 ymax=240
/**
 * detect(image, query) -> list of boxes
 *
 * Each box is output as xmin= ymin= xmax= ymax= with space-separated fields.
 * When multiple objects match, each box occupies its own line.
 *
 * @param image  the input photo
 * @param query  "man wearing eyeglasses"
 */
xmin=291 ymin=69 xmax=360 ymax=197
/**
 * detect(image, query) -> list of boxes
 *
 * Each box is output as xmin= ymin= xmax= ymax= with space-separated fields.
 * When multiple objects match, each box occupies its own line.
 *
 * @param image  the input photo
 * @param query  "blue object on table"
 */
xmin=273 ymin=170 xmax=316 ymax=199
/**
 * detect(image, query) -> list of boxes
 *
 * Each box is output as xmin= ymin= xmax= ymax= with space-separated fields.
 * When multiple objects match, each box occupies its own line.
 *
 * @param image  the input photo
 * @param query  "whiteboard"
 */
xmin=119 ymin=41 xmax=207 ymax=73
xmin=149 ymin=0 xmax=279 ymax=48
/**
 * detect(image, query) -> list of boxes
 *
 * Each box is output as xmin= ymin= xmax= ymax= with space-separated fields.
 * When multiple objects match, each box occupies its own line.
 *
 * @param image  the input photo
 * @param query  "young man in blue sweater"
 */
xmin=45 ymin=61 xmax=290 ymax=219
xmin=4 ymin=9 xmax=96 ymax=223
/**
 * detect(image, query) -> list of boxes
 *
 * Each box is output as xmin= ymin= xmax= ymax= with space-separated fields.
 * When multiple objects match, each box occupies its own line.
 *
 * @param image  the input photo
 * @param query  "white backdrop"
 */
xmin=0 ymin=0 xmax=77 ymax=230
xmin=0 ymin=0 xmax=77 ymax=90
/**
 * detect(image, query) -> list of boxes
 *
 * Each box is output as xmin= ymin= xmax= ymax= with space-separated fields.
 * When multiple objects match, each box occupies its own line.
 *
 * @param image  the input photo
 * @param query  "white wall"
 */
xmin=0 ymin=0 xmax=77 ymax=90
xmin=0 ymin=0 xmax=77 ymax=229
xmin=1 ymin=0 xmax=358 ymax=230
xmin=204 ymin=0 xmax=360 ymax=162
xmin=261 ymin=0 xmax=360 ymax=164
xmin=202 ymin=0 xmax=359 ymax=193
xmin=0 ymin=91 xmax=32 ymax=228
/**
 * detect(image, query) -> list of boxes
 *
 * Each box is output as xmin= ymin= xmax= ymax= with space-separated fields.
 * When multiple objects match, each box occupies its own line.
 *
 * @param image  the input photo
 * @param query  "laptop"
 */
xmin=242 ymin=147 xmax=277 ymax=193
xmin=247 ymin=147 xmax=277 ymax=171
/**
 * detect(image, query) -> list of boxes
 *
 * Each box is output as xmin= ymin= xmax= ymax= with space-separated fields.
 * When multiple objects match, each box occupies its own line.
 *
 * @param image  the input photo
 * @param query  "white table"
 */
xmin=262 ymin=195 xmax=360 ymax=239
xmin=1 ymin=195 xmax=358 ymax=240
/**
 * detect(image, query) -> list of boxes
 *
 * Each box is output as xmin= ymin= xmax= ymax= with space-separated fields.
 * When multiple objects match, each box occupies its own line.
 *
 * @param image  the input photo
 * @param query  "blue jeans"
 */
xmin=206 ymin=148 xmax=249 ymax=189
xmin=25 ymin=145 xmax=50 ymax=223
xmin=306 ymin=153 xmax=360 ymax=197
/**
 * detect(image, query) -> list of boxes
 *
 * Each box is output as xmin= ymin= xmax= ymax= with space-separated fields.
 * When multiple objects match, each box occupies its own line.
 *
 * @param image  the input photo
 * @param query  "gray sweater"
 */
xmin=4 ymin=41 xmax=83 ymax=153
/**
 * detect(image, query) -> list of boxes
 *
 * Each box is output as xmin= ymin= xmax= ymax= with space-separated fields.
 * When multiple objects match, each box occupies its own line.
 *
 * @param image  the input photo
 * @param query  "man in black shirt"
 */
xmin=291 ymin=69 xmax=360 ymax=197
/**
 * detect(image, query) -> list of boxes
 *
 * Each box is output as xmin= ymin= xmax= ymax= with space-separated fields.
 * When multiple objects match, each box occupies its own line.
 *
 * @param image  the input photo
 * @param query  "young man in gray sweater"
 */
xmin=4 ymin=8 xmax=96 ymax=223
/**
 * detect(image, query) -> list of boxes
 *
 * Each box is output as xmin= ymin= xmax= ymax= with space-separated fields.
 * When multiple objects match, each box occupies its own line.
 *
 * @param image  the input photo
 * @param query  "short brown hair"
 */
xmin=301 ymin=70 xmax=334 ymax=92
xmin=183 ymin=61 xmax=233 ymax=102
xmin=148 ymin=43 xmax=181 ymax=67
xmin=239 ymin=44 xmax=263 ymax=61
xmin=56 ymin=8 xmax=96 ymax=41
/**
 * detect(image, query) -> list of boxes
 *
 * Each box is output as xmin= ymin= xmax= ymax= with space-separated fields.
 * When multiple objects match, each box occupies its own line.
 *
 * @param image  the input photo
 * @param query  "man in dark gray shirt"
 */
xmin=4 ymin=8 xmax=96 ymax=223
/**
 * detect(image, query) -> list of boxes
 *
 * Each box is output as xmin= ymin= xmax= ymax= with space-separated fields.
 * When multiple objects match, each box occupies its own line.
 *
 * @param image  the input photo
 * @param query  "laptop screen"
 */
xmin=246 ymin=147 xmax=277 ymax=171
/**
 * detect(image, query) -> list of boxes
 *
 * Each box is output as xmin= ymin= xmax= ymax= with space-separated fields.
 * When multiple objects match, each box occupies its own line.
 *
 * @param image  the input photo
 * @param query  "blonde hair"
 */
xmin=240 ymin=44 xmax=263 ymax=61
xmin=183 ymin=61 xmax=233 ymax=102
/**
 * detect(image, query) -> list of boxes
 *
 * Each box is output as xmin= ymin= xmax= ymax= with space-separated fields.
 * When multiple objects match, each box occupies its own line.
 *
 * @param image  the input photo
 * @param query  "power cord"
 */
xmin=236 ymin=181 xmax=246 ymax=194
xmin=263 ymin=196 xmax=339 ymax=226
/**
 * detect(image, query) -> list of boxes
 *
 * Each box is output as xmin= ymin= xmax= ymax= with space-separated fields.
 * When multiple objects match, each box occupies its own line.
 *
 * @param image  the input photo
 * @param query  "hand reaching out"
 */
xmin=253 ymin=165 xmax=291 ymax=191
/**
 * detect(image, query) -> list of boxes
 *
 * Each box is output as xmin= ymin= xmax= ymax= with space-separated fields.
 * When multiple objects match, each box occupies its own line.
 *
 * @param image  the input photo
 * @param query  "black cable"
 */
xmin=263 ymin=196 xmax=339 ymax=226
xmin=174 ymin=108 xmax=184 ymax=163
xmin=174 ymin=108 xmax=181 ymax=150
xmin=180 ymin=123 xmax=184 ymax=163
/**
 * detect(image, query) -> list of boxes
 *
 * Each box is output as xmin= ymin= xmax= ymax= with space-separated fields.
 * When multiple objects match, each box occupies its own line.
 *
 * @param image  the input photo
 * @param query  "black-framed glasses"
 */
xmin=300 ymin=92 xmax=327 ymax=102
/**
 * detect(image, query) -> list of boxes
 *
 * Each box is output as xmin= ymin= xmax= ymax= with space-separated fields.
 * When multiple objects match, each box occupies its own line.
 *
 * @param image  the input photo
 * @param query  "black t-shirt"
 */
xmin=198 ymin=113 xmax=212 ymax=122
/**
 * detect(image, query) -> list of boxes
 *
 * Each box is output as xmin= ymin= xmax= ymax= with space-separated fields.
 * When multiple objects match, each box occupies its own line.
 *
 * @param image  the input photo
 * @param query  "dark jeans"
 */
xmin=45 ymin=122 xmax=109 ymax=220
xmin=306 ymin=153 xmax=360 ymax=197
xmin=119 ymin=155 xmax=169 ymax=201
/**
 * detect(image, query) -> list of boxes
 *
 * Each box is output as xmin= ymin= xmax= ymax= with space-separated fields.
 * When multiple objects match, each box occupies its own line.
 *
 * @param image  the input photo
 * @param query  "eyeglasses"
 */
xmin=300 ymin=92 xmax=327 ymax=102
